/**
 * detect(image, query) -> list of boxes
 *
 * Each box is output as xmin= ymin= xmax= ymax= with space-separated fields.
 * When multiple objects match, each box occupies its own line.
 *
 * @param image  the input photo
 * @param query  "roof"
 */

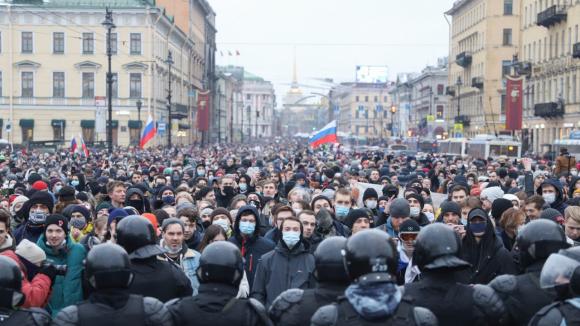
xmin=243 ymin=71 xmax=265 ymax=82
xmin=8 ymin=0 xmax=153 ymax=9
xmin=445 ymin=0 xmax=474 ymax=15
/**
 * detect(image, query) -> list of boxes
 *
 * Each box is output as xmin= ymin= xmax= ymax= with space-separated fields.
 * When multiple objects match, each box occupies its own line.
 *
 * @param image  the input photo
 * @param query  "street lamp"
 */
xmin=102 ymin=8 xmax=115 ymax=154
xmin=136 ymin=99 xmax=142 ymax=145
xmin=165 ymin=51 xmax=174 ymax=148
xmin=456 ymin=76 xmax=462 ymax=121
xmin=390 ymin=105 xmax=397 ymax=137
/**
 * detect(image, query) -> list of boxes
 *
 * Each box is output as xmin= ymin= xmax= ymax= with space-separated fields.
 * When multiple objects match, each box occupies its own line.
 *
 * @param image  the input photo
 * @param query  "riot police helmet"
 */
xmin=314 ymin=236 xmax=349 ymax=284
xmin=116 ymin=215 xmax=157 ymax=254
xmin=85 ymin=243 xmax=133 ymax=290
xmin=517 ymin=219 xmax=568 ymax=269
xmin=197 ymin=241 xmax=244 ymax=287
xmin=343 ymin=229 xmax=398 ymax=282
xmin=0 ymin=256 xmax=24 ymax=308
xmin=413 ymin=223 xmax=470 ymax=270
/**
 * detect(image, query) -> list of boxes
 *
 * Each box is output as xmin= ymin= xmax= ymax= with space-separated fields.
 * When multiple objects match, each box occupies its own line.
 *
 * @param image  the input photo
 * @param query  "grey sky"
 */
xmin=209 ymin=0 xmax=456 ymax=103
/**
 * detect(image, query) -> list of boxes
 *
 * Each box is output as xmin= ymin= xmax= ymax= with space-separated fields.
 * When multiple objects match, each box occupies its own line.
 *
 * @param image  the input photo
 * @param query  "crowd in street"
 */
xmin=0 ymin=141 xmax=579 ymax=325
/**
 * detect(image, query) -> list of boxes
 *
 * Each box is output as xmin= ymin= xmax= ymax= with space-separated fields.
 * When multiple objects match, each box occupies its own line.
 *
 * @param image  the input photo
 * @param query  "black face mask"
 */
xmin=127 ymin=200 xmax=144 ymax=213
xmin=202 ymin=220 xmax=211 ymax=229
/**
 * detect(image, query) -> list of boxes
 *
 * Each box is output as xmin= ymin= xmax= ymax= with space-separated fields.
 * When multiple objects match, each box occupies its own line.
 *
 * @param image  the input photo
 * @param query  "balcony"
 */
xmin=456 ymin=52 xmax=472 ymax=68
xmin=515 ymin=61 xmax=533 ymax=77
xmin=472 ymin=77 xmax=484 ymax=89
xmin=537 ymin=5 xmax=567 ymax=28
xmin=455 ymin=115 xmax=471 ymax=127
xmin=445 ymin=86 xmax=456 ymax=96
xmin=573 ymin=43 xmax=580 ymax=59
xmin=534 ymin=102 xmax=564 ymax=118
xmin=170 ymin=103 xmax=188 ymax=120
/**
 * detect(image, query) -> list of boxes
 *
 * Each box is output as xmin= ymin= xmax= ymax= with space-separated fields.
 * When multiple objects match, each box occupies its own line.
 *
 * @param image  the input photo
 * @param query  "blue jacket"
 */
xmin=37 ymin=234 xmax=86 ymax=316
xmin=180 ymin=248 xmax=201 ymax=296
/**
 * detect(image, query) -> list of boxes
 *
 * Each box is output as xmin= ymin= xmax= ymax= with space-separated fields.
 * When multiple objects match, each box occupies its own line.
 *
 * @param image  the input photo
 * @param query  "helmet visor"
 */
xmin=540 ymin=253 xmax=580 ymax=289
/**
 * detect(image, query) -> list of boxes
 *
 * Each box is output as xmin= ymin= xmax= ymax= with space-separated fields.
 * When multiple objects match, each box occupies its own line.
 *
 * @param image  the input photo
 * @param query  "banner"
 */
xmin=197 ymin=90 xmax=211 ymax=131
xmin=505 ymin=76 xmax=524 ymax=131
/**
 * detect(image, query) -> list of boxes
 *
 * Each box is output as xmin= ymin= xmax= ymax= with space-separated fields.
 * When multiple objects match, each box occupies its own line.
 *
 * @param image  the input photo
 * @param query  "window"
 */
xmin=82 ymin=33 xmax=94 ymax=54
xmin=82 ymin=125 xmax=95 ymax=143
xmin=436 ymin=105 xmax=444 ymax=118
xmin=437 ymin=84 xmax=444 ymax=95
xmin=110 ymin=33 xmax=117 ymax=55
xmin=502 ymin=60 xmax=512 ymax=77
xmin=504 ymin=0 xmax=513 ymax=15
xmin=130 ymin=33 xmax=141 ymax=55
xmin=129 ymin=124 xmax=141 ymax=146
xmin=21 ymin=126 xmax=33 ymax=143
xmin=21 ymin=72 xmax=33 ymax=97
xmin=53 ymin=32 xmax=64 ymax=54
xmin=129 ymin=73 xmax=142 ymax=98
xmin=21 ymin=32 xmax=33 ymax=53
xmin=365 ymin=96 xmax=369 ymax=102
xmin=52 ymin=122 xmax=64 ymax=141
xmin=53 ymin=72 xmax=65 ymax=98
xmin=246 ymin=94 xmax=251 ymax=100
xmin=82 ymin=72 xmax=95 ymax=98
xmin=355 ymin=96 xmax=359 ymax=102
xmin=374 ymin=96 xmax=378 ymax=102
xmin=383 ymin=96 xmax=387 ymax=102
xmin=503 ymin=29 xmax=512 ymax=46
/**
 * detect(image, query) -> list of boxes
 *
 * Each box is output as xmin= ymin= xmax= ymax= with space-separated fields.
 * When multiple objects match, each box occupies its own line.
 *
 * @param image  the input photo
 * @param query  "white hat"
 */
xmin=503 ymin=194 xmax=519 ymax=202
xmin=15 ymin=239 xmax=46 ymax=266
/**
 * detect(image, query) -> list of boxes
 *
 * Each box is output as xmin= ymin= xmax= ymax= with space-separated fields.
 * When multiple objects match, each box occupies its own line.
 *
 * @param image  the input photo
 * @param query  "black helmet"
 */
xmin=85 ymin=243 xmax=133 ymax=290
xmin=314 ymin=237 xmax=349 ymax=284
xmin=343 ymin=229 xmax=398 ymax=282
xmin=116 ymin=215 xmax=157 ymax=254
xmin=413 ymin=223 xmax=470 ymax=270
xmin=517 ymin=219 xmax=569 ymax=269
xmin=197 ymin=241 xmax=244 ymax=287
xmin=539 ymin=247 xmax=580 ymax=298
xmin=0 ymin=256 xmax=24 ymax=308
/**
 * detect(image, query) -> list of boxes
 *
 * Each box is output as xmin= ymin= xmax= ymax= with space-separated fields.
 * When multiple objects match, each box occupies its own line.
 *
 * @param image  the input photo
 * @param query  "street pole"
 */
xmin=456 ymin=76 xmax=462 ymax=138
xmin=102 ymin=8 xmax=115 ymax=154
xmin=165 ymin=51 xmax=174 ymax=148
xmin=217 ymin=86 xmax=221 ymax=144
xmin=241 ymin=104 xmax=244 ymax=143
xmin=136 ymin=99 xmax=142 ymax=146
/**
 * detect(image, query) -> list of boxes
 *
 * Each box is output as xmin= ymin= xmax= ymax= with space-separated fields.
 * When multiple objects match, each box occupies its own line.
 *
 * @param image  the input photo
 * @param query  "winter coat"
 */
xmin=228 ymin=206 xmax=275 ymax=290
xmin=536 ymin=179 xmax=568 ymax=215
xmin=14 ymin=222 xmax=44 ymax=245
xmin=215 ymin=189 xmax=235 ymax=209
xmin=555 ymin=154 xmax=577 ymax=176
xmin=461 ymin=217 xmax=517 ymax=284
xmin=37 ymin=234 xmax=86 ymax=316
xmin=0 ymin=249 xmax=52 ymax=308
xmin=250 ymin=241 xmax=315 ymax=307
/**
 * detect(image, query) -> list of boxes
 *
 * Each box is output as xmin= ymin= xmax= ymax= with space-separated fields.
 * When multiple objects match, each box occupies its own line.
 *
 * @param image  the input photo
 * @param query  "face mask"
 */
xmin=213 ymin=219 xmax=230 ymax=233
xmin=282 ymin=231 xmax=301 ymax=248
xmin=197 ymin=170 xmax=205 ymax=177
xmin=223 ymin=186 xmax=235 ymax=195
xmin=249 ymin=200 xmax=261 ymax=210
xmin=572 ymin=170 xmax=579 ymax=176
xmin=293 ymin=208 xmax=302 ymax=216
xmin=163 ymin=241 xmax=182 ymax=255
xmin=424 ymin=212 xmax=435 ymax=222
xmin=438 ymin=177 xmax=445 ymax=184
xmin=379 ymin=206 xmax=385 ymax=214
xmin=335 ymin=205 xmax=349 ymax=220
xmin=162 ymin=196 xmax=175 ymax=205
xmin=71 ymin=180 xmax=79 ymax=187
xmin=467 ymin=180 xmax=474 ymax=186
xmin=239 ymin=221 xmax=255 ymax=235
xmin=410 ymin=207 xmax=421 ymax=218
xmin=29 ymin=211 xmax=47 ymax=225
xmin=469 ymin=222 xmax=487 ymax=235
xmin=543 ymin=193 xmax=556 ymax=204
xmin=54 ymin=185 xmax=62 ymax=193
xmin=127 ymin=199 xmax=143 ymax=211
xmin=410 ymin=163 xmax=417 ymax=168
xmin=70 ymin=218 xmax=87 ymax=230
xmin=202 ymin=220 xmax=211 ymax=229
xmin=366 ymin=200 xmax=377 ymax=210
xmin=239 ymin=183 xmax=248 ymax=192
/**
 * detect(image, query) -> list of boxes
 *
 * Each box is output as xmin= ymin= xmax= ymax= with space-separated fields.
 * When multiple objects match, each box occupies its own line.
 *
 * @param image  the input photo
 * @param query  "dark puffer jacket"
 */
xmin=536 ymin=179 xmax=568 ymax=215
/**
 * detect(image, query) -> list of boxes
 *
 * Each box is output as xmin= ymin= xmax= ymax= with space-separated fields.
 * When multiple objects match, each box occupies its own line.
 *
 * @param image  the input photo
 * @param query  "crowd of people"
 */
xmin=0 ymin=141 xmax=578 ymax=325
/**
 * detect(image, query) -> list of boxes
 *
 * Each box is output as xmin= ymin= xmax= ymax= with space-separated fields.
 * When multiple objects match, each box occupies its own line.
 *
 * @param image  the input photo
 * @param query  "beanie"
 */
xmin=96 ymin=201 xmax=112 ymax=213
xmin=161 ymin=217 xmax=184 ymax=232
xmin=362 ymin=188 xmax=379 ymax=202
xmin=15 ymin=239 xmax=46 ymax=266
xmin=540 ymin=208 xmax=565 ymax=225
xmin=481 ymin=186 xmax=505 ymax=204
xmin=27 ymin=191 xmax=55 ymax=214
xmin=27 ymin=173 xmax=42 ymax=185
xmin=405 ymin=193 xmax=424 ymax=209
xmin=440 ymin=201 xmax=461 ymax=216
xmin=45 ymin=214 xmax=69 ymax=234
xmin=210 ymin=207 xmax=232 ymax=224
xmin=107 ymin=208 xmax=129 ymax=227
xmin=399 ymin=219 xmax=420 ymax=233
xmin=142 ymin=213 xmax=159 ymax=231
xmin=503 ymin=194 xmax=519 ymax=203
xmin=491 ymin=198 xmax=513 ymax=221
xmin=10 ymin=195 xmax=29 ymax=215
xmin=344 ymin=208 xmax=371 ymax=229
xmin=31 ymin=180 xmax=48 ymax=191
xmin=390 ymin=198 xmax=410 ymax=218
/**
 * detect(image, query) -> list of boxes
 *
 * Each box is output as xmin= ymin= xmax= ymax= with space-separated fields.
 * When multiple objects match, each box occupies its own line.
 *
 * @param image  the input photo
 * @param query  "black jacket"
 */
xmin=536 ymin=178 xmax=568 ymax=215
xmin=251 ymin=241 xmax=315 ymax=307
xmin=215 ymin=188 xmax=235 ymax=209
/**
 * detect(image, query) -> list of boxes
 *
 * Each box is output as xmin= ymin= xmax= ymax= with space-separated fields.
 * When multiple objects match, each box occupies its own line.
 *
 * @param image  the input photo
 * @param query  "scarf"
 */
xmin=345 ymin=281 xmax=402 ymax=320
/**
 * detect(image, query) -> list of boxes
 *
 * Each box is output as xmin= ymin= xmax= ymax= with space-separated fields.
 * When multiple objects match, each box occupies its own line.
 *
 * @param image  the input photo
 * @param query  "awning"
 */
xmin=19 ymin=119 xmax=34 ymax=128
xmin=128 ymin=120 xmax=142 ymax=129
xmin=80 ymin=120 xmax=95 ymax=129
xmin=107 ymin=120 xmax=119 ymax=128
xmin=51 ymin=119 xmax=66 ymax=128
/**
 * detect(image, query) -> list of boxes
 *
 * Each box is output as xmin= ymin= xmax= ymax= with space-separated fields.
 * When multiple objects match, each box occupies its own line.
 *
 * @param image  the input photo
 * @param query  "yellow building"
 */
xmin=446 ymin=0 xmax=520 ymax=137
xmin=519 ymin=0 xmax=580 ymax=154
xmin=0 ymin=0 xmax=199 ymax=147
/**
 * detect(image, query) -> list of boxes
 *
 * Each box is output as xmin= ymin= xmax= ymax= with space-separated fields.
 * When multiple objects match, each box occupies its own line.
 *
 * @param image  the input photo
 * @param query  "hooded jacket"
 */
xmin=228 ymin=205 xmax=275 ymax=290
xmin=536 ymin=178 xmax=568 ymax=215
xmin=0 ymin=249 xmax=52 ymax=308
xmin=125 ymin=187 xmax=150 ymax=214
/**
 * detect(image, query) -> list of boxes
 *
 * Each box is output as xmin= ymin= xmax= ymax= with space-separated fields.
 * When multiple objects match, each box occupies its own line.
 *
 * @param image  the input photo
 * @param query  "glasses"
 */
xmin=399 ymin=233 xmax=418 ymax=241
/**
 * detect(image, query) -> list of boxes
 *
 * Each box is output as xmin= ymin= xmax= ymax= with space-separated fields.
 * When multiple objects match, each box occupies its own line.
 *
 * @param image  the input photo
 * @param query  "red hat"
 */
xmin=8 ymin=194 xmax=19 ymax=205
xmin=31 ymin=180 xmax=48 ymax=191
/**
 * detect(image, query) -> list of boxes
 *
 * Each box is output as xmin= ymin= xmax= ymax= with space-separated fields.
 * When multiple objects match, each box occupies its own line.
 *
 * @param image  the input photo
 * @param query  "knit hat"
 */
xmin=161 ymin=217 xmax=184 ymax=231
xmin=27 ymin=191 xmax=54 ymax=214
xmin=210 ymin=207 xmax=232 ymax=224
xmin=440 ymin=201 xmax=461 ymax=216
xmin=67 ymin=205 xmax=91 ymax=221
xmin=57 ymin=186 xmax=76 ymax=201
xmin=362 ymin=188 xmax=378 ymax=202
xmin=503 ymin=194 xmax=519 ymax=203
xmin=533 ymin=170 xmax=548 ymax=180
xmin=95 ymin=201 xmax=112 ymax=213
xmin=491 ymin=198 xmax=513 ymax=221
xmin=399 ymin=219 xmax=420 ymax=233
xmin=344 ymin=208 xmax=371 ymax=229
xmin=540 ymin=208 xmax=565 ymax=225
xmin=45 ymin=214 xmax=69 ymax=234
xmin=390 ymin=198 xmax=410 ymax=218
xmin=142 ymin=213 xmax=159 ymax=231
xmin=405 ymin=193 xmax=424 ymax=209
xmin=31 ymin=180 xmax=48 ymax=191
xmin=481 ymin=186 xmax=505 ymax=204
xmin=27 ymin=173 xmax=42 ymax=185
xmin=107 ymin=208 xmax=129 ymax=227
xmin=15 ymin=239 xmax=46 ymax=266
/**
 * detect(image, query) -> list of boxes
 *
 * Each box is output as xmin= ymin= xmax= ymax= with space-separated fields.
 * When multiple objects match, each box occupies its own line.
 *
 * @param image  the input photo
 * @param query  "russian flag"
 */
xmin=78 ymin=133 xmax=89 ymax=157
xmin=309 ymin=120 xmax=338 ymax=148
xmin=70 ymin=137 xmax=77 ymax=153
xmin=140 ymin=115 xmax=156 ymax=149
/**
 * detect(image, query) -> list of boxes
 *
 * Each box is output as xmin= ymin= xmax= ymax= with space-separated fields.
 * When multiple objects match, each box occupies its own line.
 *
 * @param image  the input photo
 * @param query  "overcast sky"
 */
xmin=208 ymin=0 xmax=457 ymax=104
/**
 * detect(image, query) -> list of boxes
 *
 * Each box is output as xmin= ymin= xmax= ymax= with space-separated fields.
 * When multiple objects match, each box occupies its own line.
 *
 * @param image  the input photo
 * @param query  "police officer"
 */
xmin=529 ymin=246 xmax=580 ymax=325
xmin=269 ymin=237 xmax=350 ymax=326
xmin=167 ymin=241 xmax=272 ymax=326
xmin=489 ymin=219 xmax=569 ymax=325
xmin=52 ymin=243 xmax=172 ymax=326
xmin=404 ymin=221 xmax=505 ymax=326
xmin=116 ymin=215 xmax=193 ymax=302
xmin=0 ymin=256 xmax=50 ymax=325
xmin=310 ymin=229 xmax=437 ymax=326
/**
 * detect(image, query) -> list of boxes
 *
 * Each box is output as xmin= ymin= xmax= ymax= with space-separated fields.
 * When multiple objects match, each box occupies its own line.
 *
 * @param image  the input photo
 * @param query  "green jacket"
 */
xmin=37 ymin=234 xmax=86 ymax=316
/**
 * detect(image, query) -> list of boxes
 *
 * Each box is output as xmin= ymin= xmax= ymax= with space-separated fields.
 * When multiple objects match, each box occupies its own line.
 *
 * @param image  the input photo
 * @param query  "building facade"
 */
xmin=240 ymin=72 xmax=275 ymax=140
xmin=519 ymin=0 xmax=580 ymax=154
xmin=0 ymin=0 xmax=214 ymax=147
xmin=446 ymin=0 xmax=519 ymax=138
xmin=213 ymin=66 xmax=243 ymax=143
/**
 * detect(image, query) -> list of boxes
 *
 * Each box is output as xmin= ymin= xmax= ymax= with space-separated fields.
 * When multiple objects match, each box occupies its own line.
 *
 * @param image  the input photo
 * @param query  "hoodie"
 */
xmin=536 ymin=178 xmax=568 ymax=215
xmin=228 ymin=205 xmax=275 ymax=290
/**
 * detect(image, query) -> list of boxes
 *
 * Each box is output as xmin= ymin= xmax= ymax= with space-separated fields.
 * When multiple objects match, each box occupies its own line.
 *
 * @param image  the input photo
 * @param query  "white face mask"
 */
xmin=543 ymin=193 xmax=556 ymax=204
xmin=212 ymin=219 xmax=230 ymax=233
xmin=366 ymin=200 xmax=377 ymax=209
xmin=410 ymin=207 xmax=421 ymax=217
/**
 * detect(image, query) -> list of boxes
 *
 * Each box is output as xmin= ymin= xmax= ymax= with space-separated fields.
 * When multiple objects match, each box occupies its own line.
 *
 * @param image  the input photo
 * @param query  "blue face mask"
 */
xmin=162 ymin=196 xmax=175 ymax=205
xmin=335 ymin=205 xmax=350 ymax=220
xmin=239 ymin=221 xmax=255 ymax=235
xmin=469 ymin=222 xmax=487 ymax=234
xmin=239 ymin=183 xmax=248 ymax=192
xmin=379 ymin=206 xmax=385 ymax=214
xmin=282 ymin=231 xmax=301 ymax=248
xmin=71 ymin=180 xmax=80 ymax=187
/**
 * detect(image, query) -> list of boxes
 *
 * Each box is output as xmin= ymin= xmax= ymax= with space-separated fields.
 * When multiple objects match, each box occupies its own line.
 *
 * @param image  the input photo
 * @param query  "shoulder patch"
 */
xmin=311 ymin=304 xmax=338 ymax=326
xmin=489 ymin=274 xmax=517 ymax=293
xmin=412 ymin=307 xmax=438 ymax=326
xmin=473 ymin=284 xmax=506 ymax=319
xmin=269 ymin=289 xmax=304 ymax=321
